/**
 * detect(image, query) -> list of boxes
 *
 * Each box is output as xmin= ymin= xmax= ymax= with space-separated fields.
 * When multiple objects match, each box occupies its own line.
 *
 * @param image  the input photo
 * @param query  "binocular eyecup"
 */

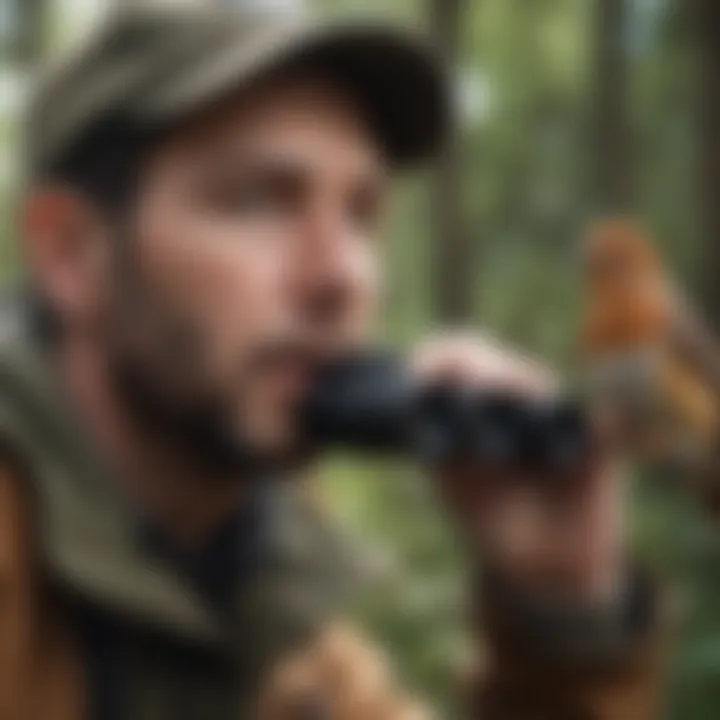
xmin=302 ymin=353 xmax=591 ymax=473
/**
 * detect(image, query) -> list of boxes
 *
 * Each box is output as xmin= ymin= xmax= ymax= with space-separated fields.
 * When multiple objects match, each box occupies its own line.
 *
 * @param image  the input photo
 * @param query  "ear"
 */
xmin=22 ymin=186 xmax=112 ymax=334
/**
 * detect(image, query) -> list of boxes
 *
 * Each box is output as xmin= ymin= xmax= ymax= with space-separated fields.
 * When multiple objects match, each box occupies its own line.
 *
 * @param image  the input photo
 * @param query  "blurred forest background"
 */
xmin=3 ymin=0 xmax=720 ymax=717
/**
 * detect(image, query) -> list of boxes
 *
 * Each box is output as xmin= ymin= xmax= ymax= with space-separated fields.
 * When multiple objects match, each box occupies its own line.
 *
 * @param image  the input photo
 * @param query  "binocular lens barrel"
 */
xmin=303 ymin=353 xmax=591 ymax=472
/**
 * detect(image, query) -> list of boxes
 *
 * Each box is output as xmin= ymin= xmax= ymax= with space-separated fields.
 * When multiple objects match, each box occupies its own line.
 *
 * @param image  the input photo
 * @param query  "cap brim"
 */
xmin=141 ymin=20 xmax=451 ymax=168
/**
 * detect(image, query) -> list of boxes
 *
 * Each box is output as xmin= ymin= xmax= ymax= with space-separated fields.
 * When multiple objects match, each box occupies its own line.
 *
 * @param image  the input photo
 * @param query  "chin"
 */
xmin=248 ymin=443 xmax=315 ymax=477
xmin=239 ymin=417 xmax=308 ymax=466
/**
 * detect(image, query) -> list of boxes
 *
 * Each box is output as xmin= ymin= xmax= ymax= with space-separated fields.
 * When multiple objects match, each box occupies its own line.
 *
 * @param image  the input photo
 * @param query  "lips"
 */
xmin=245 ymin=344 xmax=326 ymax=407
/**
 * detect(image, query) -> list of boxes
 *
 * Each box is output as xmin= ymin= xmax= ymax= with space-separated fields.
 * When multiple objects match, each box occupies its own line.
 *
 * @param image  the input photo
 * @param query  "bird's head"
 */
xmin=583 ymin=219 xmax=662 ymax=296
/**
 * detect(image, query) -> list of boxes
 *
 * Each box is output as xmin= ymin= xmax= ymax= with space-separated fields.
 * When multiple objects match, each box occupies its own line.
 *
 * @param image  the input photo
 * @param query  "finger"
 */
xmin=256 ymin=652 xmax=324 ymax=720
xmin=374 ymin=695 xmax=435 ymax=720
xmin=412 ymin=334 xmax=557 ymax=397
xmin=310 ymin=626 xmax=436 ymax=720
xmin=314 ymin=624 xmax=395 ymax=715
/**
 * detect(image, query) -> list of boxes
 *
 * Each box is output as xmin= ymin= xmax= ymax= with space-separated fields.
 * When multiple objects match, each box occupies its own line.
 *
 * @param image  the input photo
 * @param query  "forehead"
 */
xmin=146 ymin=73 xmax=387 ymax=177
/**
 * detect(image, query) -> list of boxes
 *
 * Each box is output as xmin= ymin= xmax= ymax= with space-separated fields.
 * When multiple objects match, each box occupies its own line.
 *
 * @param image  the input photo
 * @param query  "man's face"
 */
xmin=44 ymin=76 xmax=388 ymax=468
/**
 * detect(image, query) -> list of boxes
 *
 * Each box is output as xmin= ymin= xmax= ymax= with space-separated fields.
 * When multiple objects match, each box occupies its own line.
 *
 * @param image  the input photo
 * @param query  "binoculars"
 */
xmin=302 ymin=353 xmax=591 ymax=472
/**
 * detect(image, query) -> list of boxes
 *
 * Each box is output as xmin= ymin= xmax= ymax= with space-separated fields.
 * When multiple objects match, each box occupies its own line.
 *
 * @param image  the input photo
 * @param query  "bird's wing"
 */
xmin=667 ymin=283 xmax=720 ymax=395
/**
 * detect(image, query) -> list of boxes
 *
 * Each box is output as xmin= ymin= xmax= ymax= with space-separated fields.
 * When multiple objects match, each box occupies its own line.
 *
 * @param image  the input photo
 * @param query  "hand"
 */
xmin=412 ymin=333 xmax=625 ymax=603
xmin=256 ymin=623 xmax=433 ymax=720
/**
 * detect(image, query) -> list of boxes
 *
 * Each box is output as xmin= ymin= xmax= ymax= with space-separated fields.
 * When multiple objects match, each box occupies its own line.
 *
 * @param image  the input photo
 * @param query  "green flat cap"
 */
xmin=28 ymin=3 xmax=451 ymax=175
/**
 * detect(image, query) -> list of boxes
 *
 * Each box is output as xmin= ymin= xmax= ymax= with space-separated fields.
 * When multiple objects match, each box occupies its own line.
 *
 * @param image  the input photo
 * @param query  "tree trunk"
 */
xmin=427 ymin=0 xmax=471 ymax=324
xmin=591 ymin=0 xmax=634 ymax=212
xmin=695 ymin=0 xmax=720 ymax=327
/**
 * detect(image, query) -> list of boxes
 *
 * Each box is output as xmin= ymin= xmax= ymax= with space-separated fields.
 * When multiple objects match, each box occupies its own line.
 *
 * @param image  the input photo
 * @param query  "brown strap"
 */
xmin=0 ymin=462 xmax=38 ymax=720
xmin=0 ymin=461 xmax=83 ymax=720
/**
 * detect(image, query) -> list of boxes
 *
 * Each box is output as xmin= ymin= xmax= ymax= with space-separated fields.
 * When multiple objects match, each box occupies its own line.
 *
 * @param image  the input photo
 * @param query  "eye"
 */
xmin=198 ymin=162 xmax=306 ymax=219
xmin=208 ymin=181 xmax=282 ymax=215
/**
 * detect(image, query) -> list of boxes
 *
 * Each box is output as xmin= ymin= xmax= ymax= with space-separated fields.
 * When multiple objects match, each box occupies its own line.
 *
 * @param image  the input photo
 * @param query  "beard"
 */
xmin=109 ymin=351 xmax=267 ymax=478
xmin=106 ymin=298 xmax=312 ymax=480
xmin=103 ymin=248 xmax=348 ymax=479
xmin=102 ymin=249 xmax=302 ymax=478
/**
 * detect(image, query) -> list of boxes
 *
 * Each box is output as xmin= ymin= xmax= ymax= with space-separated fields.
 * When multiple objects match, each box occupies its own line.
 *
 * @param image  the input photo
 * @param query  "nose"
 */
xmin=289 ymin=208 xmax=372 ymax=330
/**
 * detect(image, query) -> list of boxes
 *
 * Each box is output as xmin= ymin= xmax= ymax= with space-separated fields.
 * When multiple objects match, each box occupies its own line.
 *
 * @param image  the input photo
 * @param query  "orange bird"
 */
xmin=582 ymin=219 xmax=720 ymax=465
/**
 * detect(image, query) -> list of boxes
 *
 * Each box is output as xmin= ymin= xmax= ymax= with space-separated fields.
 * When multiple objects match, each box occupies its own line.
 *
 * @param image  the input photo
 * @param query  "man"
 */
xmin=0 ymin=3 xmax=660 ymax=718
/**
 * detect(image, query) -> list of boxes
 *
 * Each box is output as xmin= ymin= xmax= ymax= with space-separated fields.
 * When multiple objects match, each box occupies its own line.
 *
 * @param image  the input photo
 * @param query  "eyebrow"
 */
xmin=193 ymin=145 xmax=386 ymax=186
xmin=200 ymin=152 xmax=315 ymax=183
